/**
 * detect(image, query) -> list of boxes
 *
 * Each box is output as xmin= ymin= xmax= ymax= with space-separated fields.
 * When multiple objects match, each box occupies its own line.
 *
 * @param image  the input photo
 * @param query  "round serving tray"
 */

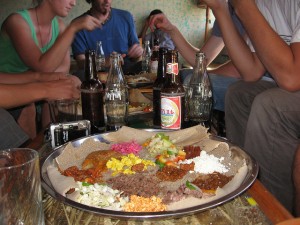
xmin=40 ymin=131 xmax=259 ymax=220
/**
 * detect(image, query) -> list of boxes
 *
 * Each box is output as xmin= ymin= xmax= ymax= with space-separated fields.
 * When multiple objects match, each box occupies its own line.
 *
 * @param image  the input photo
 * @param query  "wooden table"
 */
xmin=26 ymin=128 xmax=294 ymax=225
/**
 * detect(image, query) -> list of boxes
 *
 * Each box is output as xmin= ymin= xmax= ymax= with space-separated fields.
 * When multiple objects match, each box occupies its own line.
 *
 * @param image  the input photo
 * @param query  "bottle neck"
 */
xmin=107 ymin=54 xmax=125 ymax=84
xmin=84 ymin=50 xmax=98 ymax=81
xmin=166 ymin=62 xmax=180 ymax=83
xmin=157 ymin=55 xmax=166 ymax=79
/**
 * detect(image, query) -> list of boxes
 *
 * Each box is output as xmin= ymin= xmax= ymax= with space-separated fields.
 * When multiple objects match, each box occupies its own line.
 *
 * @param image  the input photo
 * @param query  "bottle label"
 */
xmin=166 ymin=63 xmax=179 ymax=75
xmin=105 ymin=89 xmax=122 ymax=100
xmin=161 ymin=95 xmax=181 ymax=129
xmin=150 ymin=60 xmax=158 ymax=73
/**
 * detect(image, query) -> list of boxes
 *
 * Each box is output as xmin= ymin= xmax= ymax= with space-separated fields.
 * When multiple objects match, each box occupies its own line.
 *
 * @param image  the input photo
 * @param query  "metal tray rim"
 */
xmin=41 ymin=131 xmax=259 ymax=220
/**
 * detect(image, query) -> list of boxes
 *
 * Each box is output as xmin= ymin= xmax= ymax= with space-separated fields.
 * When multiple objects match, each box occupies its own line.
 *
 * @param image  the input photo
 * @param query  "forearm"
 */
xmin=200 ymin=35 xmax=225 ymax=65
xmin=37 ymin=26 xmax=75 ymax=72
xmin=0 ymin=83 xmax=47 ymax=108
xmin=54 ymin=51 xmax=71 ymax=74
xmin=168 ymin=26 xmax=199 ymax=66
xmin=0 ymin=72 xmax=40 ymax=84
xmin=209 ymin=61 xmax=241 ymax=78
xmin=233 ymin=1 xmax=300 ymax=90
xmin=0 ymin=71 xmax=66 ymax=84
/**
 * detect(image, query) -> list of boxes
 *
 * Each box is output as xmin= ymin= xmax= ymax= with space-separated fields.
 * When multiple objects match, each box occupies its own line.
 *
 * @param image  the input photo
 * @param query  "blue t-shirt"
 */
xmin=212 ymin=1 xmax=245 ymax=37
xmin=72 ymin=8 xmax=139 ymax=59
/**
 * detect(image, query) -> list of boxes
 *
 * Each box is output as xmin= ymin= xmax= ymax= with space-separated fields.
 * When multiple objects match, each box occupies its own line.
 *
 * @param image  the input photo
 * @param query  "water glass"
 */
xmin=49 ymin=99 xmax=79 ymax=123
xmin=0 ymin=148 xmax=45 ymax=225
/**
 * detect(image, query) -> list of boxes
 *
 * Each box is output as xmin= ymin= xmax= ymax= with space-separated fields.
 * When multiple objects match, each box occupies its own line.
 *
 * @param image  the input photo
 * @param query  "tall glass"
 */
xmin=0 ymin=148 xmax=45 ymax=225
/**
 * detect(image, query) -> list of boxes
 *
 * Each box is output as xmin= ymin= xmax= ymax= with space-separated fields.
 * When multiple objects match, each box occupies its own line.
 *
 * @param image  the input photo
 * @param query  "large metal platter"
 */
xmin=41 ymin=130 xmax=259 ymax=220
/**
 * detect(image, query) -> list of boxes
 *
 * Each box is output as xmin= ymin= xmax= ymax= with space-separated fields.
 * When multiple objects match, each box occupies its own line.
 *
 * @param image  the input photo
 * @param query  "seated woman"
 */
xmin=0 ymin=0 xmax=101 ymax=138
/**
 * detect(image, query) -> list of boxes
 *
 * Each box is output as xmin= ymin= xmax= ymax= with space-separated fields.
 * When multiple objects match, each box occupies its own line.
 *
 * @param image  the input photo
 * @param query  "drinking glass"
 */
xmin=0 ymin=148 xmax=45 ymax=225
xmin=49 ymin=99 xmax=79 ymax=123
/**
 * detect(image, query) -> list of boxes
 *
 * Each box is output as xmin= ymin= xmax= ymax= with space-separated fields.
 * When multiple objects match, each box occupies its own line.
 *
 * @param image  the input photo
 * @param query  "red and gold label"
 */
xmin=166 ymin=63 xmax=179 ymax=75
xmin=161 ymin=96 xmax=181 ymax=129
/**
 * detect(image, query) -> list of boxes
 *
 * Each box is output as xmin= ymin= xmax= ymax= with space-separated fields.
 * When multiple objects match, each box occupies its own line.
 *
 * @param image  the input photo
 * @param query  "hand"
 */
xmin=44 ymin=77 xmax=81 ymax=101
xmin=148 ymin=13 xmax=175 ymax=34
xmin=37 ymin=73 xmax=81 ymax=89
xmin=70 ymin=15 xmax=102 ymax=32
xmin=127 ymin=44 xmax=143 ymax=59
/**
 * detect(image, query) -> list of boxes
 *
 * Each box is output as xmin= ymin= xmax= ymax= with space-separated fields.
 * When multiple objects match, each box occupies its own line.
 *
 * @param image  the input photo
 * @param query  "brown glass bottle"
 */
xmin=153 ymin=47 xmax=168 ymax=128
xmin=160 ymin=50 xmax=185 ymax=130
xmin=81 ymin=50 xmax=105 ymax=134
xmin=150 ymin=44 xmax=159 ymax=74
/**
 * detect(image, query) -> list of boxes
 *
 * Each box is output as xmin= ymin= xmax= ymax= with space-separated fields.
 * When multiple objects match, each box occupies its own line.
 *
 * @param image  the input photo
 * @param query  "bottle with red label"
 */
xmin=160 ymin=50 xmax=185 ymax=130
xmin=150 ymin=37 xmax=159 ymax=74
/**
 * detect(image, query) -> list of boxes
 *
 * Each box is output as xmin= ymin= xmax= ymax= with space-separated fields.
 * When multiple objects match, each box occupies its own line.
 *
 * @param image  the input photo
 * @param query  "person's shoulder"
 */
xmin=2 ymin=10 xmax=28 ymax=29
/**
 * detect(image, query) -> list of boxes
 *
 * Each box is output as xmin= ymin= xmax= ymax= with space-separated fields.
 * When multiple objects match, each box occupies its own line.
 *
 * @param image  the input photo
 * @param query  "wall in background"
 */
xmin=0 ymin=0 xmax=215 ymax=66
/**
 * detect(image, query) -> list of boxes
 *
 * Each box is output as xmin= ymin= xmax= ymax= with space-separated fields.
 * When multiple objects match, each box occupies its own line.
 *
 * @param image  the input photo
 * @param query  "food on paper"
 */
xmin=75 ymin=182 xmax=128 ymax=210
xmin=106 ymin=153 xmax=156 ymax=176
xmin=125 ymin=73 xmax=156 ymax=84
xmin=111 ymin=140 xmax=143 ymax=155
xmin=47 ymin=125 xmax=248 ymax=213
xmin=124 ymin=195 xmax=166 ymax=212
xmin=128 ymin=103 xmax=152 ymax=113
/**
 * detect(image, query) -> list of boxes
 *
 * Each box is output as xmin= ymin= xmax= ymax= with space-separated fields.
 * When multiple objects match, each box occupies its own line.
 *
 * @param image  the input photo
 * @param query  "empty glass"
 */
xmin=49 ymin=99 xmax=79 ymax=123
xmin=0 ymin=148 xmax=45 ymax=225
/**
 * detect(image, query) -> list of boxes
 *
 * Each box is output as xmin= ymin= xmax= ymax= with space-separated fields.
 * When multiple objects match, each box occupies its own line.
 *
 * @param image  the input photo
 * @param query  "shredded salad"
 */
xmin=75 ymin=182 xmax=129 ymax=211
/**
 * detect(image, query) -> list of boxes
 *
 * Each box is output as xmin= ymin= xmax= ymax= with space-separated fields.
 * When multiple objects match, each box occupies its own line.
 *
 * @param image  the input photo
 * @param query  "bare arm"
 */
xmin=0 ymin=71 xmax=68 ymax=84
xmin=232 ymin=0 xmax=300 ymax=91
xmin=201 ymin=0 xmax=266 ymax=82
xmin=200 ymin=35 xmax=225 ymax=65
xmin=149 ymin=13 xmax=231 ymax=68
xmin=0 ymin=77 xmax=80 ymax=109
xmin=209 ymin=60 xmax=241 ymax=78
xmin=4 ymin=14 xmax=101 ymax=73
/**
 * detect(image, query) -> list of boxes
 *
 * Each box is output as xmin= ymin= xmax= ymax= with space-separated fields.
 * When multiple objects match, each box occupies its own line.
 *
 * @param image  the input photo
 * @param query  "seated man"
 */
xmin=139 ymin=9 xmax=175 ymax=50
xmin=199 ymin=0 xmax=300 ymax=213
xmin=72 ymin=0 xmax=143 ymax=76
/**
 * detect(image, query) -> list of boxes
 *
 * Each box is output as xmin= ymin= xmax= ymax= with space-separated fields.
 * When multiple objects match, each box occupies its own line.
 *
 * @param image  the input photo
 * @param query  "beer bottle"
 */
xmin=150 ymin=38 xmax=159 ymax=74
xmin=186 ymin=52 xmax=213 ymax=123
xmin=153 ymin=47 xmax=168 ymax=128
xmin=161 ymin=50 xmax=185 ymax=130
xmin=141 ymin=40 xmax=152 ymax=73
xmin=81 ymin=50 xmax=105 ymax=134
xmin=105 ymin=52 xmax=129 ymax=131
